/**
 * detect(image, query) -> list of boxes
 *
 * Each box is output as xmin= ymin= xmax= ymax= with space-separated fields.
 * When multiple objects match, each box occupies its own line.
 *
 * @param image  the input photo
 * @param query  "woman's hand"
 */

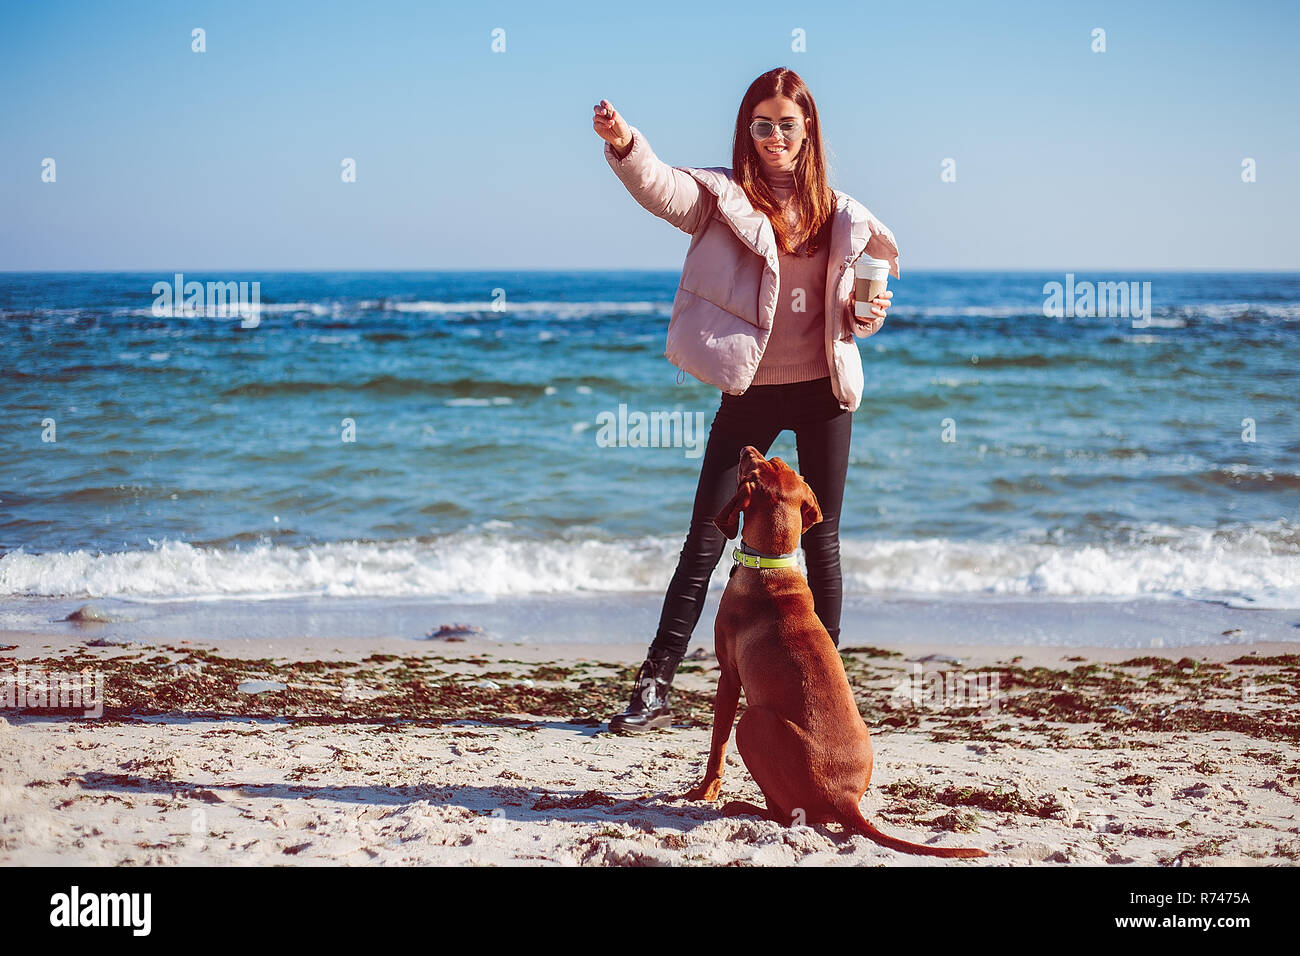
xmin=593 ymin=99 xmax=633 ymax=154
xmin=850 ymin=288 xmax=893 ymax=320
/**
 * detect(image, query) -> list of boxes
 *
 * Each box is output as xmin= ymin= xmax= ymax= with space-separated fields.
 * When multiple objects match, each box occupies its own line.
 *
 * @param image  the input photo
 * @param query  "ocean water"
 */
xmin=1 ymin=270 xmax=1298 ymax=622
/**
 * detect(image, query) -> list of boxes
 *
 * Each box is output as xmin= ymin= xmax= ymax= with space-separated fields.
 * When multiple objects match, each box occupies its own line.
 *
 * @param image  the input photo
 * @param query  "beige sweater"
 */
xmin=749 ymin=164 xmax=830 ymax=385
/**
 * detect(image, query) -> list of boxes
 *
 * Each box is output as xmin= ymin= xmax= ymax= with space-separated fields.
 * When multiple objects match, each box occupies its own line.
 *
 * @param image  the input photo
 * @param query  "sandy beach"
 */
xmin=2 ymin=629 xmax=1297 ymax=867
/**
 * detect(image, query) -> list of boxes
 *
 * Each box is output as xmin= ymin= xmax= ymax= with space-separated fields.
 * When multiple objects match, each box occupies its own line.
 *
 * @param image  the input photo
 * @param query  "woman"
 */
xmin=592 ymin=67 xmax=899 ymax=733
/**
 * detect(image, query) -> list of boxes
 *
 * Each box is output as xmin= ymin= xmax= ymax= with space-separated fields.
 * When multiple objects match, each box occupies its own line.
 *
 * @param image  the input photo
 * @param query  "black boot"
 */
xmin=608 ymin=649 xmax=681 ymax=734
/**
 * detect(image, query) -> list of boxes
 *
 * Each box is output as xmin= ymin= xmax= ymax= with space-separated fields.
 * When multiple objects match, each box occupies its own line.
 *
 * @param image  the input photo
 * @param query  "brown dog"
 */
xmin=682 ymin=446 xmax=986 ymax=859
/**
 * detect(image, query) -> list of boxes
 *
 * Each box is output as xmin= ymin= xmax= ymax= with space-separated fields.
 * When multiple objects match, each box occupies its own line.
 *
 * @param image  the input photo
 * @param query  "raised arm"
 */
xmin=593 ymin=99 xmax=715 ymax=236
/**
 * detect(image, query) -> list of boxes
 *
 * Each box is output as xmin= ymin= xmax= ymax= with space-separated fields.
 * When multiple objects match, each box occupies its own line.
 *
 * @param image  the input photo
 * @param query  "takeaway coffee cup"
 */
xmin=853 ymin=256 xmax=891 ymax=318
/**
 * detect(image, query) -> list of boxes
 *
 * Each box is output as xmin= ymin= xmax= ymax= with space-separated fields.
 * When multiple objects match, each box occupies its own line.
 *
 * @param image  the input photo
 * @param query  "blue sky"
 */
xmin=1 ymin=0 xmax=1297 ymax=270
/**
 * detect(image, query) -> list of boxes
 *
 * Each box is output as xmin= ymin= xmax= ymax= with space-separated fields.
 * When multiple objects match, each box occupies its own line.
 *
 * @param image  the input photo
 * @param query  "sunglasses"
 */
xmin=749 ymin=119 xmax=803 ymax=140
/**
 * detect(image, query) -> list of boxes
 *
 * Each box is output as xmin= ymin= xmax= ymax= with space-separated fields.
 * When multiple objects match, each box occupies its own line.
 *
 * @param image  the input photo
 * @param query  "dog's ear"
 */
xmin=800 ymin=484 xmax=823 ymax=535
xmin=714 ymin=481 xmax=754 ymax=539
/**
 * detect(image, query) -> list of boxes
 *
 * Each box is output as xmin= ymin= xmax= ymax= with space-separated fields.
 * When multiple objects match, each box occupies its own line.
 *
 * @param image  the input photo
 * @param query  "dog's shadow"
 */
xmin=70 ymin=769 xmax=774 ymax=834
xmin=55 ymin=716 xmax=778 ymax=835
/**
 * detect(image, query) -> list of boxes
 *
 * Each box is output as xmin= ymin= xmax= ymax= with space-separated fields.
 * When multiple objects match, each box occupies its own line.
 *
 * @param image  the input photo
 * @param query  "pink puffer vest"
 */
xmin=605 ymin=124 xmax=900 ymax=412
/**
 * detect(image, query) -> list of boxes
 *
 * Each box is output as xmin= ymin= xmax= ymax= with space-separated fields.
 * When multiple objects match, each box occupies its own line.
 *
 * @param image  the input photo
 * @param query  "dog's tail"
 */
xmin=837 ymin=803 xmax=987 ymax=859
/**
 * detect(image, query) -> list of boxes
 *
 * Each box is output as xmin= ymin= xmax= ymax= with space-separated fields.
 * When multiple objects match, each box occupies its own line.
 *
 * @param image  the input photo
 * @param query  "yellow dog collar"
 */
xmin=731 ymin=546 xmax=798 ymax=569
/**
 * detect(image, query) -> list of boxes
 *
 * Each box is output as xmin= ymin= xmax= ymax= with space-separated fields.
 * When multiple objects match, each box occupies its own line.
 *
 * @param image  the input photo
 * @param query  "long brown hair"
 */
xmin=731 ymin=67 xmax=835 ymax=257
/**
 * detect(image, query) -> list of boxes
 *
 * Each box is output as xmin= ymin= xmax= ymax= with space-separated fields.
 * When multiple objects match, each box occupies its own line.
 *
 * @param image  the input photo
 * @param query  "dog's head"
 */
xmin=713 ymin=446 xmax=822 ymax=551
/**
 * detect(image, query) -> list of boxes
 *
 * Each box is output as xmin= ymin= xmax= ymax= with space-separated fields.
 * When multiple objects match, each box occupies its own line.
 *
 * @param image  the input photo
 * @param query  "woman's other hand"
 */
xmin=850 ymin=288 xmax=893 ymax=320
xmin=593 ymin=99 xmax=633 ymax=155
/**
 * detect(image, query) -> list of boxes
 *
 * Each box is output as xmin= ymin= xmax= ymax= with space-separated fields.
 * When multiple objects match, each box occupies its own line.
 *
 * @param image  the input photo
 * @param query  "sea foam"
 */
xmin=1 ymin=527 xmax=1296 ymax=608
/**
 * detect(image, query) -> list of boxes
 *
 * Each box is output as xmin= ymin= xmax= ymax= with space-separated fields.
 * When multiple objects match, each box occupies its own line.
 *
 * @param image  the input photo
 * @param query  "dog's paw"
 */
xmin=682 ymin=779 xmax=723 ymax=802
xmin=720 ymin=800 xmax=769 ymax=820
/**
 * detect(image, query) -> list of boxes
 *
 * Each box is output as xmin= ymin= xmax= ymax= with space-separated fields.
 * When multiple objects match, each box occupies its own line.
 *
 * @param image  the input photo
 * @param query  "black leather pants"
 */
xmin=649 ymin=375 xmax=852 ymax=659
